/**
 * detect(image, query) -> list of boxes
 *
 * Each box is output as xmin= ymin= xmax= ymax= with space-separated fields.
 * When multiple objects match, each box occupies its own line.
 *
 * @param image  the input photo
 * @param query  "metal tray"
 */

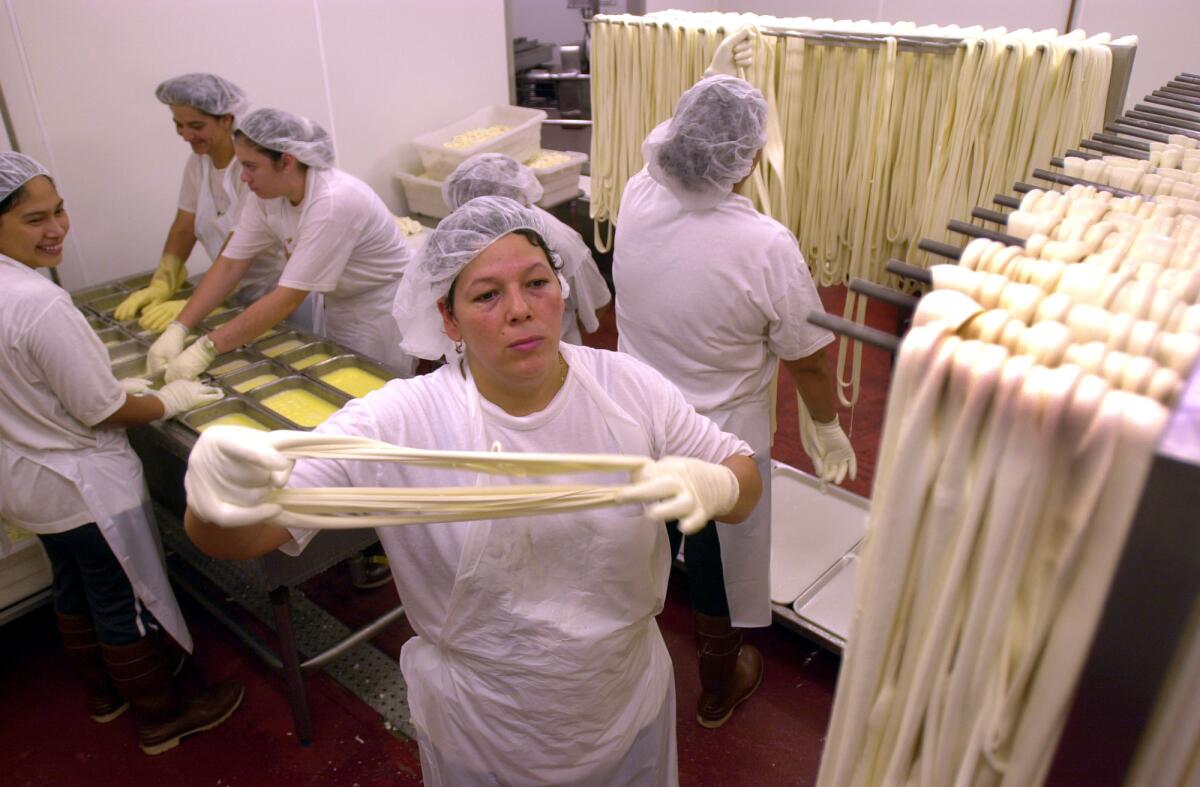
xmin=252 ymin=331 xmax=315 ymax=359
xmin=110 ymin=356 xmax=165 ymax=388
xmin=85 ymin=314 xmax=110 ymax=331
xmin=246 ymin=375 xmax=349 ymax=430
xmin=307 ymin=355 xmax=395 ymax=398
xmin=199 ymin=307 xmax=242 ymax=332
xmin=119 ymin=272 xmax=154 ymax=290
xmin=791 ymin=548 xmax=861 ymax=647
xmin=82 ymin=290 xmax=131 ymax=318
xmin=219 ymin=360 xmax=293 ymax=394
xmin=95 ymin=326 xmax=131 ymax=348
xmin=180 ymin=397 xmax=296 ymax=434
xmin=768 ymin=462 xmax=869 ymax=606
xmin=71 ymin=283 xmax=125 ymax=305
xmin=277 ymin=341 xmax=343 ymax=372
xmin=107 ymin=339 xmax=145 ymax=367
xmin=206 ymin=349 xmax=264 ymax=378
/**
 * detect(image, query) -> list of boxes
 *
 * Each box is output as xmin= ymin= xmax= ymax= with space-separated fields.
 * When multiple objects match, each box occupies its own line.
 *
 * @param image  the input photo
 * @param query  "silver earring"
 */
xmin=454 ymin=340 xmax=464 ymax=354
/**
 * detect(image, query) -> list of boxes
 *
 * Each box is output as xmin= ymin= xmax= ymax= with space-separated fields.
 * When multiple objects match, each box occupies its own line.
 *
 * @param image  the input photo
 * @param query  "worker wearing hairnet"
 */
xmin=184 ymin=195 xmax=762 ymax=785
xmin=0 ymin=152 xmax=241 ymax=754
xmin=146 ymin=107 xmax=414 ymax=381
xmin=115 ymin=74 xmax=286 ymax=331
xmin=442 ymin=152 xmax=611 ymax=347
xmin=613 ymin=34 xmax=855 ymax=729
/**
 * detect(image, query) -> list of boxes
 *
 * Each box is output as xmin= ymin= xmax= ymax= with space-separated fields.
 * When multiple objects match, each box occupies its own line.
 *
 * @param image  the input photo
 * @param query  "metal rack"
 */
xmin=589 ymin=17 xmax=1137 ymax=124
xmin=807 ymin=69 xmax=1200 ymax=786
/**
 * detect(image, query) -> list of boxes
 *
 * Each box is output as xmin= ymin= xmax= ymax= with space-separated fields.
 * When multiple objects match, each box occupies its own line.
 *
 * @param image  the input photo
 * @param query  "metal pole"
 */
xmin=946 ymin=218 xmax=1025 ymax=247
xmin=807 ymin=312 xmax=901 ymax=354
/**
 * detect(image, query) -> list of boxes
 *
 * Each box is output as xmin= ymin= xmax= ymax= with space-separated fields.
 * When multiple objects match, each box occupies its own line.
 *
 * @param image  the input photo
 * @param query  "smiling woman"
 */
xmin=182 ymin=195 xmax=763 ymax=785
xmin=0 ymin=151 xmax=238 ymax=755
xmin=114 ymin=74 xmax=285 ymax=331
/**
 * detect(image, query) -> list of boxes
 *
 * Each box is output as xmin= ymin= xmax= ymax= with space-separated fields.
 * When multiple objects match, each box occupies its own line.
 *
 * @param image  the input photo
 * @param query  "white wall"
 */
xmin=1075 ymin=0 xmax=1196 ymax=114
xmin=0 ymin=0 xmax=509 ymax=290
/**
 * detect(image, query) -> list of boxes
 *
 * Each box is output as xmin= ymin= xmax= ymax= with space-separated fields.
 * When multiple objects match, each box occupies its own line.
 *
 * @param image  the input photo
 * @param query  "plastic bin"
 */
xmin=396 ymin=170 xmax=451 ymax=219
xmin=414 ymin=105 xmax=546 ymax=179
xmin=528 ymin=150 xmax=588 ymax=208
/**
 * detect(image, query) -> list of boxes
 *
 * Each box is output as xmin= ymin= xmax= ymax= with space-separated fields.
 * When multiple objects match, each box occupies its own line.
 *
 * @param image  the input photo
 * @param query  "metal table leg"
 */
xmin=270 ymin=585 xmax=313 ymax=745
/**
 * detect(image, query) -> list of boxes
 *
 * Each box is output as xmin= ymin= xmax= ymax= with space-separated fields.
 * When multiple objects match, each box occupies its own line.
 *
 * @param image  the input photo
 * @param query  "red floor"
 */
xmin=0 ymin=285 xmax=895 ymax=786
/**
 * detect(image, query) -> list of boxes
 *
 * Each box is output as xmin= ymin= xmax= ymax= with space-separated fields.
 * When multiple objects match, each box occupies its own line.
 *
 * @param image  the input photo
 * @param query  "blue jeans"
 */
xmin=38 ymin=523 xmax=158 ymax=645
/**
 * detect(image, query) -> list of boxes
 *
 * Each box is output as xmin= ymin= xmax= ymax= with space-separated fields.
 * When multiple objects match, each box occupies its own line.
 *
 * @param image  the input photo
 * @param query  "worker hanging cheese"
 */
xmin=612 ymin=31 xmax=855 ymax=729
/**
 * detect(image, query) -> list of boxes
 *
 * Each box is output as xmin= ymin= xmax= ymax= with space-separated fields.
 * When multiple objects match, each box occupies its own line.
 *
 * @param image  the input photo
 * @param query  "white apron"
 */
xmin=7 ymin=429 xmax=192 ymax=651
xmin=322 ymin=282 xmax=416 ymax=377
xmin=704 ymin=391 xmax=773 ymax=628
xmin=195 ymin=159 xmax=282 ymax=305
xmin=399 ymin=349 xmax=676 ymax=786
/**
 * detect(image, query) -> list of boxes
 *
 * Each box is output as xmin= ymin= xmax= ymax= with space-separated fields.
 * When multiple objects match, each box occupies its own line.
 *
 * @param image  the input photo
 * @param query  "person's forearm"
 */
xmin=719 ymin=453 xmax=762 ymax=524
xmin=207 ymin=286 xmax=309 ymax=353
xmin=176 ymin=257 xmax=249 ymax=328
xmin=99 ymin=393 xmax=166 ymax=428
xmin=185 ymin=508 xmax=292 ymax=560
xmin=162 ymin=216 xmax=198 ymax=264
xmin=782 ymin=348 xmax=837 ymax=423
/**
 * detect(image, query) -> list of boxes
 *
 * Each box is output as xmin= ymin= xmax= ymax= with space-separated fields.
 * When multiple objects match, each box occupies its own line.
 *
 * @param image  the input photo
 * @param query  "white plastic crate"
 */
xmin=396 ymin=170 xmax=450 ymax=219
xmin=529 ymin=150 xmax=588 ymax=208
xmin=414 ymin=105 xmax=546 ymax=180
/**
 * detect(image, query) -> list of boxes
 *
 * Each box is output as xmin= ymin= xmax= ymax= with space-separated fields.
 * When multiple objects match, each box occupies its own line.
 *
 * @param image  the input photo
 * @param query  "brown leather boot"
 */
xmin=54 ymin=610 xmax=129 ymax=723
xmin=694 ymin=612 xmax=764 ymax=729
xmin=101 ymin=633 xmax=244 ymax=755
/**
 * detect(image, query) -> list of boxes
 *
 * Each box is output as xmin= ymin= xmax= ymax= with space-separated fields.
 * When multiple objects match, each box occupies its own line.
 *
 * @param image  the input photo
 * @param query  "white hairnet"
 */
xmin=442 ymin=153 xmax=544 ymax=211
xmin=155 ymin=73 xmax=252 ymax=118
xmin=392 ymin=196 xmax=566 ymax=361
xmin=0 ymin=152 xmax=50 ymax=204
xmin=236 ymin=108 xmax=335 ymax=169
xmin=644 ymin=75 xmax=766 ymax=210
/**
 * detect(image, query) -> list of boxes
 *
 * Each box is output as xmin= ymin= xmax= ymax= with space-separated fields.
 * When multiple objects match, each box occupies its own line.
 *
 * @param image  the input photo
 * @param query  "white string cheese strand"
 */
xmin=246 ymin=431 xmax=660 ymax=531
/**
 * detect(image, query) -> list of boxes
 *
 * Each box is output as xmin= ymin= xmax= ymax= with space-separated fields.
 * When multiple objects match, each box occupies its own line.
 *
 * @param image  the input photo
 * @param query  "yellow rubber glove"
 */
xmin=113 ymin=254 xmax=186 ymax=321
xmin=139 ymin=299 xmax=188 ymax=333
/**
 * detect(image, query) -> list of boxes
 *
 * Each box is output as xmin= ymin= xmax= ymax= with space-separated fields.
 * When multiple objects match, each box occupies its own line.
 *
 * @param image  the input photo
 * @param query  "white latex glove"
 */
xmin=147 ymin=321 xmax=189 ymax=376
xmin=121 ymin=377 xmax=154 ymax=396
xmin=626 ymin=456 xmax=740 ymax=535
xmin=153 ymin=379 xmax=224 ymax=420
xmin=804 ymin=418 xmax=857 ymax=485
xmin=705 ymin=27 xmax=755 ymax=78
xmin=164 ymin=335 xmax=218 ymax=382
xmin=184 ymin=425 xmax=294 ymax=527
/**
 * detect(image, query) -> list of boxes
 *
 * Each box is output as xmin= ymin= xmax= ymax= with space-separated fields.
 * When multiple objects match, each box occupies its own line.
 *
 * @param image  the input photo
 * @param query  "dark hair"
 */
xmin=233 ymin=129 xmax=296 ymax=167
xmin=443 ymin=229 xmax=562 ymax=317
xmin=0 ymin=175 xmax=54 ymax=220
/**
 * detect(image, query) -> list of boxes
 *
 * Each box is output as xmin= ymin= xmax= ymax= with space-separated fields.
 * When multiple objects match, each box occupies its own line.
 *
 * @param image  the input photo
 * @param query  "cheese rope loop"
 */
xmin=245 ymin=431 xmax=665 ymax=530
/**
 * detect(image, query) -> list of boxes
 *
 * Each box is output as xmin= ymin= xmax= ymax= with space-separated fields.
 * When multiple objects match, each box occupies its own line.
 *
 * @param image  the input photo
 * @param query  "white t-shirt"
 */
xmin=222 ymin=166 xmax=407 ymax=303
xmin=0 ymin=256 xmax=125 ymax=532
xmin=177 ymin=153 xmax=236 ymax=218
xmin=532 ymin=206 xmax=611 ymax=341
xmin=177 ymin=153 xmax=284 ymax=300
xmin=282 ymin=343 xmax=749 ymax=638
xmin=613 ymin=168 xmax=834 ymax=414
